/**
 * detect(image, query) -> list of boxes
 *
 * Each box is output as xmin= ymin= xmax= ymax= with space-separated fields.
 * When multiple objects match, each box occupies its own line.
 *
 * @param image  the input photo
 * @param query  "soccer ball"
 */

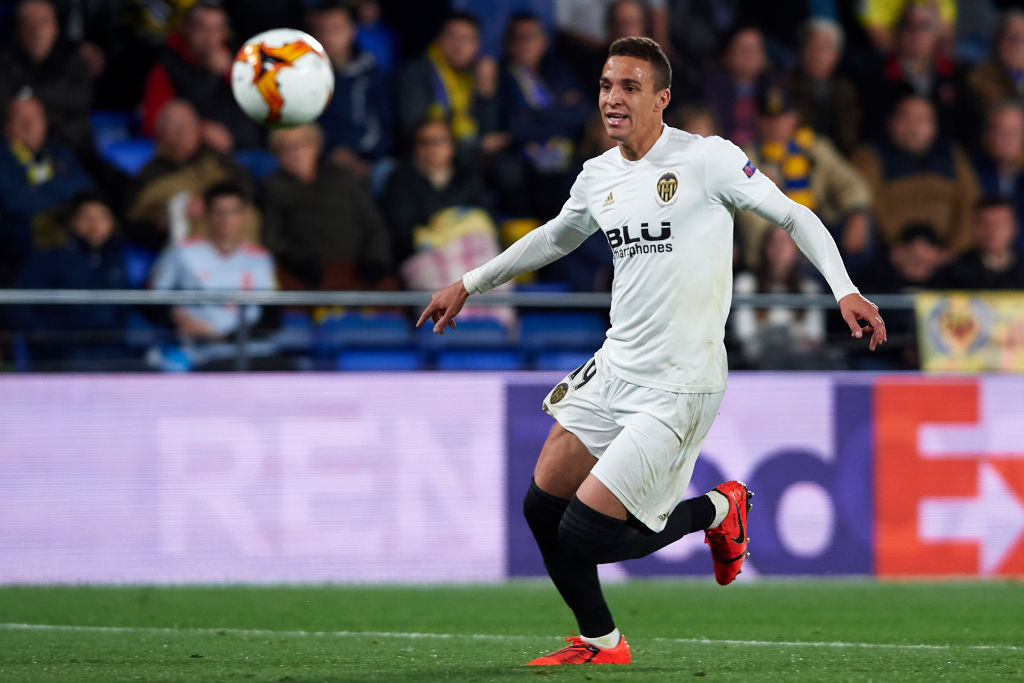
xmin=231 ymin=28 xmax=334 ymax=128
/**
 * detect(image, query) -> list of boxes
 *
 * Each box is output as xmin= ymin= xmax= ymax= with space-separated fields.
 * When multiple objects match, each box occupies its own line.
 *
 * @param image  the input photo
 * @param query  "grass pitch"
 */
xmin=0 ymin=580 xmax=1021 ymax=682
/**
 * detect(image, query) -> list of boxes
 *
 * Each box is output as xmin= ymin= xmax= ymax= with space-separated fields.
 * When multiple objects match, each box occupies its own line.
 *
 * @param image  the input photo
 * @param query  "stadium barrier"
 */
xmin=1 ymin=371 xmax=1021 ymax=583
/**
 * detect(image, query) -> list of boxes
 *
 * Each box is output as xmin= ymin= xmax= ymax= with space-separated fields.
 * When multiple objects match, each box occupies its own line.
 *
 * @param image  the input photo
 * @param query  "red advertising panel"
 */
xmin=875 ymin=378 xmax=1024 ymax=577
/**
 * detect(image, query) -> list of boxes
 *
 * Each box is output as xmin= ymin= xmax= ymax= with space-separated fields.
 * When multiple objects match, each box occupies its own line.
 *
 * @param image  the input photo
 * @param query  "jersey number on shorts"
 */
xmin=569 ymin=358 xmax=597 ymax=390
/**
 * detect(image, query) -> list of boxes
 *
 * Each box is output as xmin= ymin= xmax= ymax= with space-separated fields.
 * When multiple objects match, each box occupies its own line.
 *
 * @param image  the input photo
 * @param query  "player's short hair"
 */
xmin=608 ymin=36 xmax=671 ymax=91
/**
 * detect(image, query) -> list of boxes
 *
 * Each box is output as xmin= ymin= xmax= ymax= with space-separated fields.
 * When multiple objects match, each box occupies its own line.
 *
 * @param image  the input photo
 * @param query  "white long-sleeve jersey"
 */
xmin=463 ymin=125 xmax=858 ymax=392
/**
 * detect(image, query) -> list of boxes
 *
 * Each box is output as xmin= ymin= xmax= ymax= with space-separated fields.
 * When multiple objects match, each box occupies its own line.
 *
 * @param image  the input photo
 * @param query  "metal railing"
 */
xmin=0 ymin=289 xmax=916 ymax=309
xmin=0 ymin=289 xmax=915 ymax=371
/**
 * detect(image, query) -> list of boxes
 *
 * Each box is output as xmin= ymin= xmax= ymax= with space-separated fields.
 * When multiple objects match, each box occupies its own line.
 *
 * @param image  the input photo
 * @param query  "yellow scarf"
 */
xmin=10 ymin=140 xmax=54 ymax=186
xmin=759 ymin=126 xmax=816 ymax=210
xmin=426 ymin=42 xmax=477 ymax=140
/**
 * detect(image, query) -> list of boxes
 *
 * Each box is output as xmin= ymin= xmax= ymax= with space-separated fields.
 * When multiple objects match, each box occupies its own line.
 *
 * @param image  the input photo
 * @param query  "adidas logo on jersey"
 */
xmin=603 ymin=192 xmax=614 ymax=207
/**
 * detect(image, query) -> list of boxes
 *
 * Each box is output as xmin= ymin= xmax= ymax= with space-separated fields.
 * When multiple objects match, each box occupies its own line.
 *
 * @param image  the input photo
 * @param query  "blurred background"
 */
xmin=0 ymin=0 xmax=1022 ymax=585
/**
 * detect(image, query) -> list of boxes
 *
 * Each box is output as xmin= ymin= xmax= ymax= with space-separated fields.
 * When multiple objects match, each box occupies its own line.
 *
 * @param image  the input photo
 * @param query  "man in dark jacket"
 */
xmin=263 ymin=124 xmax=395 ymax=291
xmin=941 ymin=197 xmax=1024 ymax=289
xmin=140 ymin=0 xmax=263 ymax=151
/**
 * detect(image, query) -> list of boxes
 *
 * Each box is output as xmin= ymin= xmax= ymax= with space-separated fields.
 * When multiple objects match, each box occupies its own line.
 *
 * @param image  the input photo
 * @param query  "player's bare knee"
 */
xmin=533 ymin=424 xmax=594 ymax=499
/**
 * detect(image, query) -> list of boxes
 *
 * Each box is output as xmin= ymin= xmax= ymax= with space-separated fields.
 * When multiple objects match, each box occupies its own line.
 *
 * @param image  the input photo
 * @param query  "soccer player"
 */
xmin=417 ymin=37 xmax=886 ymax=666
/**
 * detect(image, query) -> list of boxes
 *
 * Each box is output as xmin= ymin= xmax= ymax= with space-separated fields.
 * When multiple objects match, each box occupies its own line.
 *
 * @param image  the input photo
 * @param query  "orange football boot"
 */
xmin=704 ymin=480 xmax=754 ymax=585
xmin=527 ymin=635 xmax=632 ymax=666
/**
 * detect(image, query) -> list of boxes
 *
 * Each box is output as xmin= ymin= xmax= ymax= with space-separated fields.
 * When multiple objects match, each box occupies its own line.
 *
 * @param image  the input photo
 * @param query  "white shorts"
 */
xmin=542 ymin=351 xmax=724 ymax=532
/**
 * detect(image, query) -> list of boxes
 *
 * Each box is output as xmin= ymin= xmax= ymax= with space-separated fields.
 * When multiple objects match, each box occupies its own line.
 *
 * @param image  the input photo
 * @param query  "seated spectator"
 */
xmin=124 ymin=100 xmax=256 ymax=251
xmin=867 ymin=3 xmax=969 ymax=143
xmin=0 ymin=92 xmax=91 ymax=285
xmin=141 ymin=0 xmax=262 ymax=152
xmin=383 ymin=118 xmax=491 ymax=266
xmin=941 ymin=197 xmax=1024 ymax=289
xmin=494 ymin=11 xmax=590 ymax=217
xmin=262 ymin=124 xmax=395 ymax=292
xmin=966 ymin=10 xmax=1024 ymax=125
xmin=395 ymin=12 xmax=505 ymax=164
xmin=851 ymin=94 xmax=980 ymax=256
xmin=0 ymin=0 xmax=92 ymax=153
xmin=857 ymin=0 xmax=957 ymax=57
xmin=972 ymin=101 xmax=1024 ymax=257
xmin=556 ymin=0 xmax=673 ymax=86
xmin=739 ymin=86 xmax=872 ymax=270
xmin=854 ymin=222 xmax=945 ymax=369
xmin=731 ymin=225 xmax=829 ymax=370
xmin=784 ymin=17 xmax=862 ymax=155
xmin=703 ymin=26 xmax=774 ymax=147
xmin=149 ymin=181 xmax=281 ymax=370
xmin=8 ymin=192 xmax=139 ymax=369
xmin=307 ymin=0 xmax=391 ymax=182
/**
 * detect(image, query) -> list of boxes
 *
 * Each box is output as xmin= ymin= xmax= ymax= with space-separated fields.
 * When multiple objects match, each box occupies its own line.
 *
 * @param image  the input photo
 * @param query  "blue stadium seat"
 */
xmin=336 ymin=348 xmax=423 ymax=371
xmin=519 ymin=312 xmax=607 ymax=352
xmin=122 ymin=243 xmax=158 ymax=288
xmin=435 ymin=348 xmax=524 ymax=370
xmin=91 ymin=110 xmax=135 ymax=153
xmin=317 ymin=313 xmax=411 ymax=356
xmin=416 ymin=316 xmax=511 ymax=350
xmin=533 ymin=349 xmax=594 ymax=371
xmin=514 ymin=281 xmax=572 ymax=293
xmin=272 ymin=310 xmax=315 ymax=352
xmin=102 ymin=138 xmax=156 ymax=174
xmin=233 ymin=149 xmax=279 ymax=179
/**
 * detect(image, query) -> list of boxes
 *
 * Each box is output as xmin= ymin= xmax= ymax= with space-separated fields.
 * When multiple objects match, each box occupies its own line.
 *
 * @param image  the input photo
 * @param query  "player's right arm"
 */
xmin=417 ymin=168 xmax=598 ymax=334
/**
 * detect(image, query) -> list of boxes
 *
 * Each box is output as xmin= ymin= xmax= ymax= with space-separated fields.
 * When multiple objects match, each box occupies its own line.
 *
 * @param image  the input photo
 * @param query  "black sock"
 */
xmin=559 ymin=494 xmax=716 ymax=565
xmin=523 ymin=480 xmax=615 ymax=638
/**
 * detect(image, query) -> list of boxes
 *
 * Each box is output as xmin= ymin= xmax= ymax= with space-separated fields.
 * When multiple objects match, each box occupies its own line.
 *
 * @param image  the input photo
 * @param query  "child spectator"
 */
xmin=8 ymin=192 xmax=139 ymax=369
xmin=150 ymin=182 xmax=281 ymax=369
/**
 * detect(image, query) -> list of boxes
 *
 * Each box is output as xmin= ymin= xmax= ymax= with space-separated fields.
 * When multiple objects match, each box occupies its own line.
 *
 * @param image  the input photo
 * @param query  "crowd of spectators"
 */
xmin=2 ymin=0 xmax=1024 ymax=371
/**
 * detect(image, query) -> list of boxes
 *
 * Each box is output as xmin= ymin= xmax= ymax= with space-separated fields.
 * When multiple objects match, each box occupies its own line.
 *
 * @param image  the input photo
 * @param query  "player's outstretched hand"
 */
xmin=839 ymin=293 xmax=887 ymax=351
xmin=417 ymin=279 xmax=470 ymax=334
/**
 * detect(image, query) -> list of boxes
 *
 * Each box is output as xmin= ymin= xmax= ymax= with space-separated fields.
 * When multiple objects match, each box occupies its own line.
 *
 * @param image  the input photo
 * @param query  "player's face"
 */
xmin=599 ymin=56 xmax=669 ymax=151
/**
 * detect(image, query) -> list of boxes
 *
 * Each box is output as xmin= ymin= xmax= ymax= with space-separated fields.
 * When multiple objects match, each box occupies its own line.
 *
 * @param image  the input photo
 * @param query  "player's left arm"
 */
xmin=750 ymin=186 xmax=887 ymax=351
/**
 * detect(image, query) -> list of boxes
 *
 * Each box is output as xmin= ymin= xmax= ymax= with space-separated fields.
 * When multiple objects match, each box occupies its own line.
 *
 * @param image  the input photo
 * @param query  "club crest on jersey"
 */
xmin=743 ymin=160 xmax=756 ymax=177
xmin=549 ymin=382 xmax=569 ymax=404
xmin=656 ymin=171 xmax=679 ymax=204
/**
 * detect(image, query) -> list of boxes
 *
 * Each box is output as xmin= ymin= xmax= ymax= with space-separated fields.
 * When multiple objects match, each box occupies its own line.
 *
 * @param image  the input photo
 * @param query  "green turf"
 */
xmin=0 ymin=580 xmax=1021 ymax=682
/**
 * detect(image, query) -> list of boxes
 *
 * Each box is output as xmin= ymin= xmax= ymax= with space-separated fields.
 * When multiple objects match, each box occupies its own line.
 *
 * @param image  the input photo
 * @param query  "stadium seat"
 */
xmin=102 ymin=138 xmax=156 ymax=174
xmin=435 ymin=348 xmax=524 ymax=370
xmin=533 ymin=349 xmax=594 ymax=371
xmin=122 ymin=244 xmax=158 ymax=288
xmin=416 ymin=316 xmax=511 ymax=349
xmin=271 ymin=310 xmax=315 ymax=352
xmin=233 ymin=149 xmax=279 ymax=179
xmin=317 ymin=313 xmax=412 ymax=356
xmin=336 ymin=348 xmax=423 ymax=371
xmin=519 ymin=312 xmax=607 ymax=352
xmin=91 ymin=110 xmax=135 ymax=153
